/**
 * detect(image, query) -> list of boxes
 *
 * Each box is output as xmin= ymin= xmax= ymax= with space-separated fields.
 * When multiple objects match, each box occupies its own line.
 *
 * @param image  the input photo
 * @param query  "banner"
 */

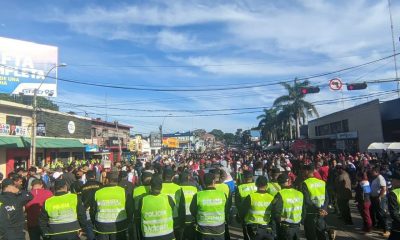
xmin=37 ymin=123 xmax=46 ymax=136
xmin=0 ymin=37 xmax=58 ymax=97
xmin=162 ymin=137 xmax=179 ymax=148
xmin=0 ymin=123 xmax=30 ymax=136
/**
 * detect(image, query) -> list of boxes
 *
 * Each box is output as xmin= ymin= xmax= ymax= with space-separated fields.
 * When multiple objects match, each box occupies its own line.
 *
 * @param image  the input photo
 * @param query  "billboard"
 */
xmin=250 ymin=130 xmax=261 ymax=142
xmin=150 ymin=132 xmax=162 ymax=148
xmin=0 ymin=37 xmax=58 ymax=97
xmin=162 ymin=137 xmax=179 ymax=148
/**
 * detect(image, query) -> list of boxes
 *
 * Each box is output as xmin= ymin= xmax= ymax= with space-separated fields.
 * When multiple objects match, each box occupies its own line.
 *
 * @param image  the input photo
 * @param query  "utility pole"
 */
xmin=115 ymin=121 xmax=122 ymax=161
xmin=159 ymin=125 xmax=163 ymax=154
xmin=388 ymin=0 xmax=399 ymax=97
xmin=30 ymin=63 xmax=66 ymax=166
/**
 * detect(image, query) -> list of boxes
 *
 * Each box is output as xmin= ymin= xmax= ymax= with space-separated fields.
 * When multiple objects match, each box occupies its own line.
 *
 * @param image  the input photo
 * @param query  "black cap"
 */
xmin=255 ymin=176 xmax=268 ymax=187
xmin=54 ymin=179 xmax=67 ymax=191
xmin=243 ymin=170 xmax=253 ymax=179
xmin=163 ymin=168 xmax=174 ymax=180
xmin=277 ymin=173 xmax=289 ymax=185
xmin=150 ymin=175 xmax=163 ymax=191
xmin=303 ymin=164 xmax=314 ymax=171
xmin=204 ymin=172 xmax=215 ymax=186
xmin=1 ymin=179 xmax=14 ymax=189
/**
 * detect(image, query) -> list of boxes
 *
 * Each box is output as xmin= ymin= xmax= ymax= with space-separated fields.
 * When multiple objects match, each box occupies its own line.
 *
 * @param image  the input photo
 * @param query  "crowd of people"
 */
xmin=0 ymin=149 xmax=399 ymax=240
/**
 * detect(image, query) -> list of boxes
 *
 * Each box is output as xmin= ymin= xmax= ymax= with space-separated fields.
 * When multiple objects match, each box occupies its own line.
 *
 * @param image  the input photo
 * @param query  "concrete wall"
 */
xmin=309 ymin=100 xmax=384 ymax=152
xmin=0 ymin=148 xmax=6 ymax=175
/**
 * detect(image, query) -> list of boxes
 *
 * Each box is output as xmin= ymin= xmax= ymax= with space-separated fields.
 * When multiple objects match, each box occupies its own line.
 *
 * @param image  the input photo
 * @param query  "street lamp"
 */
xmin=30 ymin=63 xmax=67 ymax=166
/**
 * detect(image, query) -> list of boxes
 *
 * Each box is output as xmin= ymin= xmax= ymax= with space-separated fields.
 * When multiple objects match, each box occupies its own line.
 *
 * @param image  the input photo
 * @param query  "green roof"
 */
xmin=0 ymin=136 xmax=84 ymax=148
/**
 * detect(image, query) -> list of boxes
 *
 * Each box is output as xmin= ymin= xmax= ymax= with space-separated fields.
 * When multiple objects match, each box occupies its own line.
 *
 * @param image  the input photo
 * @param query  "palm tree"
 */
xmin=273 ymin=79 xmax=319 ymax=138
xmin=257 ymin=108 xmax=278 ymax=144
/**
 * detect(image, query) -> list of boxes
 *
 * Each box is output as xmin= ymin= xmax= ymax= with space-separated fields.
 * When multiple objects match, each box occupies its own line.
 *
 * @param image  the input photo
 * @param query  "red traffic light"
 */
xmin=347 ymin=82 xmax=367 ymax=91
xmin=299 ymin=86 xmax=320 ymax=94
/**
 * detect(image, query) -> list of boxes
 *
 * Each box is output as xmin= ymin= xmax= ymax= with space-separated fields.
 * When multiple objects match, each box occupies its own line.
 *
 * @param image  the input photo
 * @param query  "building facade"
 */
xmin=308 ymin=99 xmax=387 ymax=153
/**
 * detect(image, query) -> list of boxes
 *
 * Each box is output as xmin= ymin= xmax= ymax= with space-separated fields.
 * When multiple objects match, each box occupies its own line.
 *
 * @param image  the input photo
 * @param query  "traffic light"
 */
xmin=347 ymin=82 xmax=367 ymax=91
xmin=299 ymin=86 xmax=320 ymax=94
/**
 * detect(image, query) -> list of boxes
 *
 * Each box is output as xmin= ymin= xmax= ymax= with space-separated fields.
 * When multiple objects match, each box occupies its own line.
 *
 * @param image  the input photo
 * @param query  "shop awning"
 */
xmin=0 ymin=136 xmax=30 ymax=148
xmin=36 ymin=138 xmax=84 ymax=148
xmin=0 ymin=136 xmax=84 ymax=149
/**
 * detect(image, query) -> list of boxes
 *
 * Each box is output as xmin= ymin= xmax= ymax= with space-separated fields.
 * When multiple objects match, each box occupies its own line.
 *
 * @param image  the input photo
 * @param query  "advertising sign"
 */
xmin=0 ymin=37 xmax=59 ymax=97
xmin=0 ymin=123 xmax=30 ymax=136
xmin=37 ymin=123 xmax=46 ymax=136
xmin=162 ymin=137 xmax=179 ymax=148
xmin=85 ymin=144 xmax=99 ymax=152
xmin=250 ymin=130 xmax=261 ymax=142
xmin=150 ymin=132 xmax=162 ymax=147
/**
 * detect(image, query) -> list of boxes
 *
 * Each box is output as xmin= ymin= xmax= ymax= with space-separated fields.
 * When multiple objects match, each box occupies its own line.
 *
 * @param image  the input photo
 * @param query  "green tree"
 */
xmin=0 ymin=93 xmax=59 ymax=111
xmin=223 ymin=133 xmax=236 ymax=145
xmin=257 ymin=108 xmax=278 ymax=144
xmin=210 ymin=129 xmax=224 ymax=141
xmin=273 ymin=79 xmax=318 ymax=138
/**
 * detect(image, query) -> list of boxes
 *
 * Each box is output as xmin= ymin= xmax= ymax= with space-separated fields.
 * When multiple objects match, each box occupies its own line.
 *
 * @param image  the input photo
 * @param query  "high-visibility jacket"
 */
xmin=392 ymin=188 xmax=400 ymax=212
xmin=44 ymin=193 xmax=81 ymax=236
xmin=244 ymin=192 xmax=274 ymax=225
xmin=266 ymin=182 xmax=281 ymax=197
xmin=304 ymin=177 xmax=326 ymax=208
xmin=176 ymin=185 xmax=198 ymax=223
xmin=279 ymin=188 xmax=304 ymax=224
xmin=215 ymin=183 xmax=230 ymax=197
xmin=237 ymin=183 xmax=257 ymax=200
xmin=133 ymin=185 xmax=150 ymax=210
xmin=196 ymin=189 xmax=227 ymax=235
xmin=161 ymin=182 xmax=181 ymax=218
xmin=141 ymin=194 xmax=174 ymax=238
xmin=94 ymin=186 xmax=128 ymax=233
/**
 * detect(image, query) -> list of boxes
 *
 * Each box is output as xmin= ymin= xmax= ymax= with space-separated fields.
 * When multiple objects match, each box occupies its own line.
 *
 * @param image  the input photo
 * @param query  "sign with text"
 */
xmin=0 ymin=123 xmax=29 ymax=136
xmin=0 ymin=37 xmax=58 ymax=97
xmin=37 ymin=123 xmax=46 ymax=136
xmin=162 ymin=137 xmax=179 ymax=148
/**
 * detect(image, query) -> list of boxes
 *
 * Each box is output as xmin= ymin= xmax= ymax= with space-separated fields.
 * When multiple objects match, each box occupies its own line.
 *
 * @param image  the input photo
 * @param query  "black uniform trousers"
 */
xmin=96 ymin=231 xmax=127 ymax=240
xmin=196 ymin=232 xmax=225 ymax=240
xmin=277 ymin=223 xmax=300 ymax=240
xmin=389 ymin=230 xmax=400 ymax=240
xmin=245 ymin=224 xmax=274 ymax=240
xmin=46 ymin=233 xmax=80 ymax=240
xmin=304 ymin=214 xmax=329 ymax=240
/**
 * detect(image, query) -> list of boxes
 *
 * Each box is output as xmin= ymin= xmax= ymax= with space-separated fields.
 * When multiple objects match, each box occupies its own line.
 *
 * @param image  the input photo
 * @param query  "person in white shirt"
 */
xmin=369 ymin=166 xmax=390 ymax=237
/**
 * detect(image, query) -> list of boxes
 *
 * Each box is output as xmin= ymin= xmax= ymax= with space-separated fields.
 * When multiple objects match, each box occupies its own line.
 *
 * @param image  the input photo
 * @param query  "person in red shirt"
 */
xmin=25 ymin=179 xmax=53 ymax=240
xmin=318 ymin=161 xmax=330 ymax=182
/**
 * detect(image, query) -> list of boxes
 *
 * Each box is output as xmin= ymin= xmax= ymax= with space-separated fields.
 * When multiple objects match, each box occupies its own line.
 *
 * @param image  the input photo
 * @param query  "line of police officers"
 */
xmin=10 ymin=165 xmax=400 ymax=240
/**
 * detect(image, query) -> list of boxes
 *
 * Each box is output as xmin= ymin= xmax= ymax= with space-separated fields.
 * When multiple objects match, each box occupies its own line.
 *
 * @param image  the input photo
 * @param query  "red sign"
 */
xmin=329 ymin=78 xmax=343 ymax=90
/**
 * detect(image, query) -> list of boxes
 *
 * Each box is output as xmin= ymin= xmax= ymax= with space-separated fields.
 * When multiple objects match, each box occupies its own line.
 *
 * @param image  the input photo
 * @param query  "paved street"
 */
xmin=228 ymin=201 xmax=384 ymax=240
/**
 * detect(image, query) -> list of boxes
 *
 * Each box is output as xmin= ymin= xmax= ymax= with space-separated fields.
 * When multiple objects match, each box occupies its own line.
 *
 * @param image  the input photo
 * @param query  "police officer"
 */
xmin=301 ymin=165 xmax=329 ymax=240
xmin=176 ymin=171 xmax=199 ymax=240
xmin=212 ymin=169 xmax=232 ymax=240
xmin=91 ymin=172 xmax=133 ymax=240
xmin=190 ymin=172 xmax=228 ymax=240
xmin=272 ymin=173 xmax=305 ymax=240
xmin=266 ymin=168 xmax=281 ymax=197
xmin=240 ymin=176 xmax=274 ymax=240
xmin=235 ymin=170 xmax=257 ymax=240
xmin=39 ymin=179 xmax=93 ymax=240
xmin=132 ymin=172 xmax=153 ymax=240
xmin=161 ymin=168 xmax=182 ymax=201
xmin=388 ymin=178 xmax=400 ymax=240
xmin=137 ymin=175 xmax=175 ymax=240
xmin=0 ymin=178 xmax=33 ymax=240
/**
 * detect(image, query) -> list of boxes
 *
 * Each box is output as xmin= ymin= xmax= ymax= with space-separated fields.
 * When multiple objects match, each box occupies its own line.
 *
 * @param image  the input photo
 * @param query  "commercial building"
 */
xmin=0 ymin=100 xmax=91 ymax=174
xmin=308 ymin=98 xmax=400 ymax=153
xmin=163 ymin=131 xmax=194 ymax=150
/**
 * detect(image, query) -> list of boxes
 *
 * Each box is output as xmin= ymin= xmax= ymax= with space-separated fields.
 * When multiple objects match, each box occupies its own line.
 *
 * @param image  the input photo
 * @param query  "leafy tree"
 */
xmin=210 ymin=129 xmax=224 ymax=141
xmin=223 ymin=133 xmax=236 ymax=145
xmin=0 ymin=93 xmax=59 ymax=111
xmin=273 ymin=79 xmax=318 ymax=138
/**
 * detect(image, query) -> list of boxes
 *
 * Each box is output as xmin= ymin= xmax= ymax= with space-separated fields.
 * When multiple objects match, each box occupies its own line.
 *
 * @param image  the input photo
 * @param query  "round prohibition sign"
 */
xmin=329 ymin=78 xmax=343 ymax=90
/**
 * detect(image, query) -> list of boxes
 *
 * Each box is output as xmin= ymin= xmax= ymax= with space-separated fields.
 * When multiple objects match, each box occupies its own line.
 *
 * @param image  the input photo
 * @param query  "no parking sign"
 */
xmin=329 ymin=78 xmax=343 ymax=91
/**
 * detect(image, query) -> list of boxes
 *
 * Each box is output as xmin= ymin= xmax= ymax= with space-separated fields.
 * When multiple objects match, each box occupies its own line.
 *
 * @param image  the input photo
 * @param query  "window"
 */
xmin=330 ymin=121 xmax=342 ymax=134
xmin=342 ymin=120 xmax=349 ymax=132
xmin=6 ymin=116 xmax=22 ymax=126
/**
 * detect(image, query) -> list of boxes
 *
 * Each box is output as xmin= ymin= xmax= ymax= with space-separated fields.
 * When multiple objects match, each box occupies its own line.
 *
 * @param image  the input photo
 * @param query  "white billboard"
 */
xmin=0 ymin=37 xmax=58 ymax=97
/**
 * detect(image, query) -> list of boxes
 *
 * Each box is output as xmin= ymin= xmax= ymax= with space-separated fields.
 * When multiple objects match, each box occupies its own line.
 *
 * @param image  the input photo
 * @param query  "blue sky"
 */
xmin=1 ymin=0 xmax=400 ymax=134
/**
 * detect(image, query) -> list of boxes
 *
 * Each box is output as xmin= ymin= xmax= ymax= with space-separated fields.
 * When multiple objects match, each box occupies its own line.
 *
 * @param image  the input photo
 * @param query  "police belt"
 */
xmin=247 ymin=224 xmax=272 ymax=230
xmin=281 ymin=222 xmax=300 ymax=227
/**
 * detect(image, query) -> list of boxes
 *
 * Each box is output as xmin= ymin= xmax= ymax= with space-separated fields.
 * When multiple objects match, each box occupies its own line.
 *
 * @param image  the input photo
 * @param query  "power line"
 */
xmin=1 ymin=53 xmax=398 ymax=92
